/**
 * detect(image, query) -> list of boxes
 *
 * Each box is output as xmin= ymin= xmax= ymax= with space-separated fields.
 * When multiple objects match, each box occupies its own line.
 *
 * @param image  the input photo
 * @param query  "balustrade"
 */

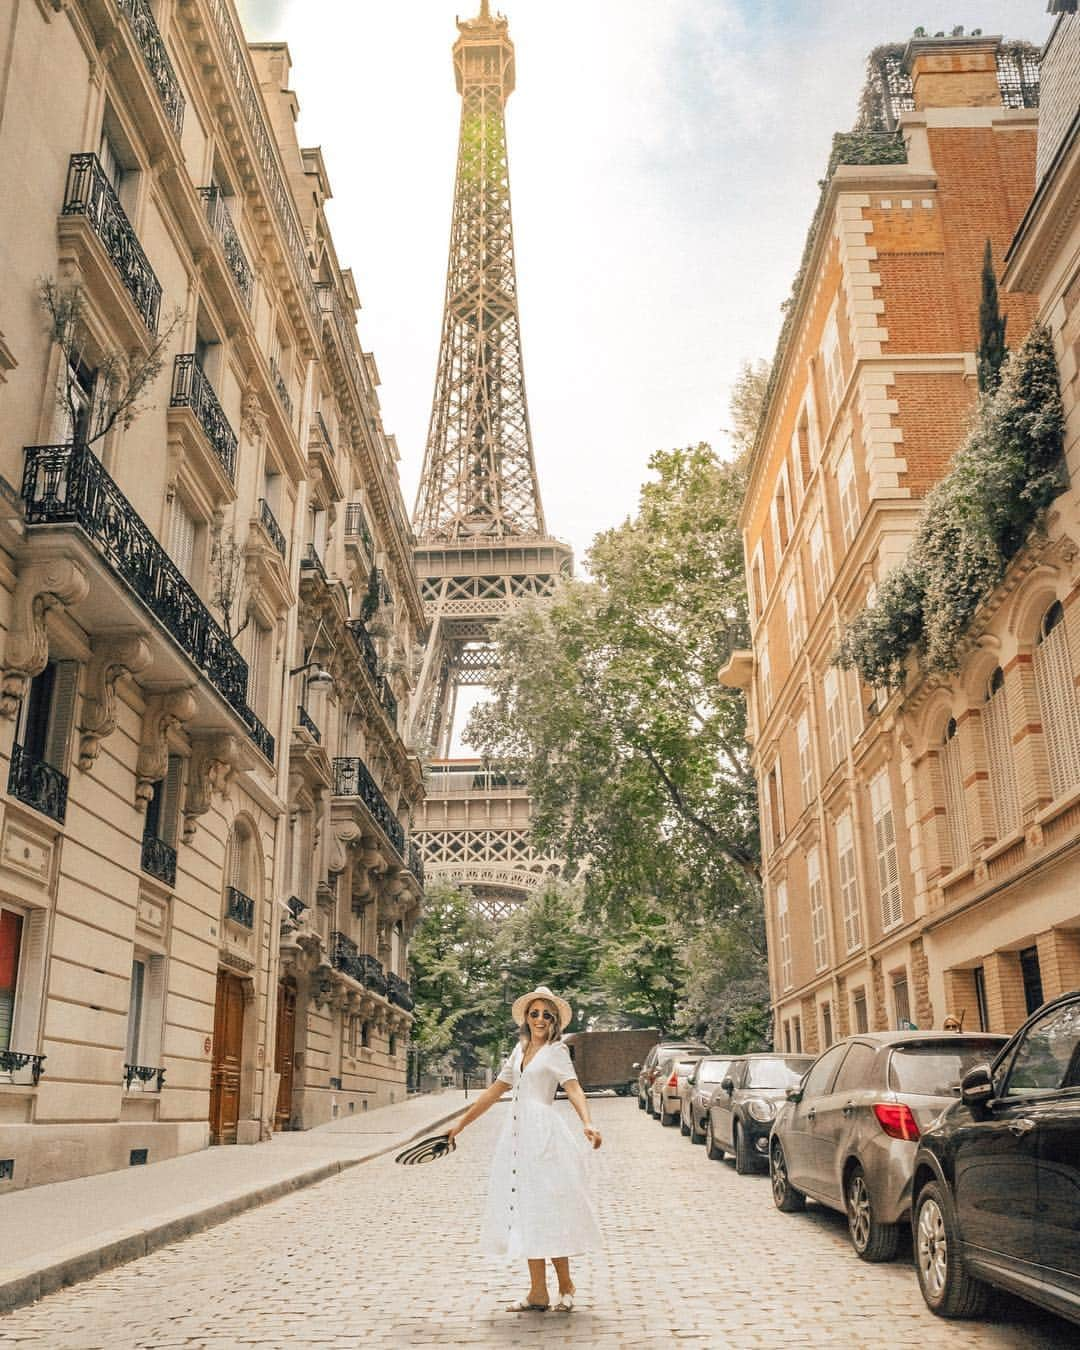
xmin=0 ymin=1051 xmax=46 ymax=1085
xmin=332 ymin=757 xmax=404 ymax=856
xmin=347 ymin=620 xmax=380 ymax=681
xmin=300 ymin=542 xmax=328 ymax=583
xmin=225 ymin=886 xmax=254 ymax=928
xmin=170 ymin=355 xmax=238 ymax=481
xmin=344 ymin=502 xmax=374 ymax=559
xmin=407 ymin=840 xmax=425 ymax=887
xmin=197 ymin=187 xmax=254 ymax=308
xmin=387 ymin=971 xmax=414 ymax=1012
xmin=115 ymin=0 xmax=185 ymax=136
xmin=286 ymin=895 xmax=307 ymax=922
xmin=124 ymin=1063 xmax=166 ymax=1091
xmin=296 ymin=705 xmax=321 ymax=743
xmin=141 ymin=833 xmax=177 ymax=887
xmin=258 ymin=498 xmax=287 ymax=558
xmin=269 ymin=358 xmax=293 ymax=419
xmin=8 ymin=744 xmax=67 ymax=824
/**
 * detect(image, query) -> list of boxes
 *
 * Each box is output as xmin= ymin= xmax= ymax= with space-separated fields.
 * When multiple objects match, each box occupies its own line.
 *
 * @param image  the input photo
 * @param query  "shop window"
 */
xmin=983 ymin=668 xmax=1019 ymax=837
xmin=1034 ymin=602 xmax=1080 ymax=798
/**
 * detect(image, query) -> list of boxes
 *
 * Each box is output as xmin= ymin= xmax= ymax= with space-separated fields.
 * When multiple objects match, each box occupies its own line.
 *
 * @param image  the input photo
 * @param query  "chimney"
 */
xmin=904 ymin=35 xmax=1002 ymax=110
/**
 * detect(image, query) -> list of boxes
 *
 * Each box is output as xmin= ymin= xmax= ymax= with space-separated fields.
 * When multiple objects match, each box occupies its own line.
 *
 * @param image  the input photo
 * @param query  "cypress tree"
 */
xmin=976 ymin=238 xmax=1007 ymax=393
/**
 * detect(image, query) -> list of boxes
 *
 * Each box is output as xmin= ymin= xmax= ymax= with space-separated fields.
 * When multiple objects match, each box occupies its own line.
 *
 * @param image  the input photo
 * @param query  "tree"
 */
xmin=593 ymin=894 xmax=687 ymax=1032
xmin=976 ymin=239 xmax=1007 ymax=394
xmin=494 ymin=883 xmax=605 ymax=1028
xmin=727 ymin=358 xmax=770 ymax=456
xmin=209 ymin=525 xmax=251 ymax=641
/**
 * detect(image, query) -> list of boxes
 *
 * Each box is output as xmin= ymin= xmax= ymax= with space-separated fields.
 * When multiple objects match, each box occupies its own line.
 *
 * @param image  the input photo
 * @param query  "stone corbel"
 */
xmin=1 ymin=558 xmax=89 ymax=718
xmin=181 ymin=732 xmax=244 ymax=839
xmin=135 ymin=688 xmax=197 ymax=810
xmin=78 ymin=633 xmax=152 ymax=771
xmin=329 ymin=821 xmax=361 ymax=874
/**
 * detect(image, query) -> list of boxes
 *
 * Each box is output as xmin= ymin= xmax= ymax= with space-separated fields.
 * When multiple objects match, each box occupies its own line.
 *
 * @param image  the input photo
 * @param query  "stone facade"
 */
xmin=0 ymin=0 xmax=424 ymax=1188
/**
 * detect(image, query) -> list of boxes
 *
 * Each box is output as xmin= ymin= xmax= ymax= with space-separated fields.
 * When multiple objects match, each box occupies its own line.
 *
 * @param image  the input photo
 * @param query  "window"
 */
xmin=892 ymin=972 xmax=912 ymax=1029
xmin=792 ymin=1016 xmax=803 ymax=1053
xmin=782 ymin=1020 xmax=792 ymax=1053
xmin=797 ymin=713 xmax=814 ymax=807
xmin=852 ymin=987 xmax=869 ymax=1035
xmin=772 ymin=471 xmax=792 ymax=558
xmin=759 ymin=641 xmax=772 ymax=717
xmin=52 ymin=354 xmax=97 ymax=445
xmin=145 ymin=755 xmax=183 ymax=847
xmin=1004 ymin=998 xmax=1080 ymax=1096
xmin=0 ymin=907 xmax=24 ymax=1054
xmin=167 ymin=496 xmax=198 ymax=576
xmin=389 ymin=1032 xmax=398 ymax=1057
xmin=983 ymin=668 xmax=1019 ymax=837
xmin=17 ymin=660 xmax=78 ymax=774
xmin=1034 ymin=602 xmax=1080 ymax=798
xmin=973 ymin=965 xmax=989 ymax=1032
xmin=776 ymin=882 xmax=793 ymax=991
xmin=249 ymin=621 xmax=272 ymax=720
xmin=750 ymin=549 xmax=766 ymax=623
xmin=807 ymin=846 xmax=828 ymax=972
xmin=837 ymin=442 xmax=860 ymax=547
xmin=98 ymin=126 xmax=125 ymax=195
xmin=821 ymin=1002 xmax=833 ymax=1048
xmin=802 ymin=1042 xmax=847 ymax=1098
xmin=125 ymin=959 xmax=144 ymax=1066
xmin=822 ymin=308 xmax=844 ymax=416
xmin=361 ymin=1020 xmax=371 ymax=1049
xmin=793 ymin=405 xmax=813 ymax=486
xmin=785 ymin=581 xmax=802 ymax=655
xmin=833 ymin=1040 xmax=877 ymax=1093
xmin=942 ymin=718 xmax=970 ymax=868
xmin=124 ymin=951 xmax=165 ymax=1076
xmin=836 ymin=810 xmax=862 ymax=952
xmin=1019 ymin=946 xmax=1044 ymax=1016
xmin=870 ymin=769 xmax=902 ymax=931
xmin=764 ymin=759 xmax=784 ymax=853
xmin=810 ymin=519 xmax=828 ymax=606
xmin=824 ymin=669 xmax=846 ymax=767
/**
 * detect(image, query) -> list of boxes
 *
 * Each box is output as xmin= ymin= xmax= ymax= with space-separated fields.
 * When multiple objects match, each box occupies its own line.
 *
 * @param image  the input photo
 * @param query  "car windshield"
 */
xmin=888 ymin=1040 xmax=1005 ymax=1096
xmin=698 ymin=1061 xmax=731 ymax=1083
xmin=744 ymin=1058 xmax=807 ymax=1089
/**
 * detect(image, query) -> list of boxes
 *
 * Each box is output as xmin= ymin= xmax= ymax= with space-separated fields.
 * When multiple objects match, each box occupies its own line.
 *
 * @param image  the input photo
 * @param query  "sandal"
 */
xmin=506 ymin=1298 xmax=549 ymax=1312
xmin=553 ymin=1290 xmax=575 ymax=1312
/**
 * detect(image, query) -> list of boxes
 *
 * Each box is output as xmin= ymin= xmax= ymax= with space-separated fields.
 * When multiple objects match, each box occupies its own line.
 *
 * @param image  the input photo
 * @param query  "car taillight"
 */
xmin=667 ymin=1072 xmax=679 ymax=1088
xmin=873 ymin=1103 xmax=920 ymax=1141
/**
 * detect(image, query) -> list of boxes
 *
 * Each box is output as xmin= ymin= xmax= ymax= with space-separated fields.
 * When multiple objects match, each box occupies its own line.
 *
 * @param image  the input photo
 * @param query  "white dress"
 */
xmin=479 ymin=1039 xmax=602 ymax=1259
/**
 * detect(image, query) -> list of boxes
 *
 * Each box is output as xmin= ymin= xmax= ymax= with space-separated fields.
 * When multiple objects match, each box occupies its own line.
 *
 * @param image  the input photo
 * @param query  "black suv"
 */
xmin=910 ymin=989 xmax=1080 ymax=1326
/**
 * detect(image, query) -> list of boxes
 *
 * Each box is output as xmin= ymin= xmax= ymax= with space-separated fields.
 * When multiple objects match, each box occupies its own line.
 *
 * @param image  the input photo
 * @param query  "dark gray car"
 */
xmin=770 ymin=1031 xmax=1007 ymax=1262
xmin=706 ymin=1054 xmax=813 ymax=1172
xmin=680 ymin=1056 xmax=734 ymax=1143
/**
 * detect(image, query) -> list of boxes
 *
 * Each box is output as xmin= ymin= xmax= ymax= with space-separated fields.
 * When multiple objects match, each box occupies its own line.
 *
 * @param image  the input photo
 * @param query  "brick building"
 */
xmin=725 ymin=33 xmax=1054 ymax=1051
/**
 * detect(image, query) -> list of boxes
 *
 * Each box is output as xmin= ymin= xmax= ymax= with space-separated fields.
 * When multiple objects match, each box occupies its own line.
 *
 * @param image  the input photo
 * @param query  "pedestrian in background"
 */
xmin=446 ymin=984 xmax=602 ymax=1312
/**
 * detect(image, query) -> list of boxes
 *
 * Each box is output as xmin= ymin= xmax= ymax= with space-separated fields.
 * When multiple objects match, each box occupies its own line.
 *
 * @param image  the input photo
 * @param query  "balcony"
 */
xmin=387 ymin=972 xmax=414 ymax=1012
xmin=296 ymin=705 xmax=321 ymax=743
xmin=360 ymin=954 xmax=387 ymax=997
xmin=170 ymin=355 xmax=238 ymax=482
xmin=361 ymin=567 xmax=393 ymax=622
xmin=62 ymin=154 xmax=161 ymax=333
xmin=333 ymin=757 xmax=404 ymax=857
xmin=141 ymin=833 xmax=177 ymax=887
xmin=22 ymin=443 xmax=252 ymax=721
xmin=8 ymin=744 xmax=67 ymax=824
xmin=330 ymin=929 xmax=362 ymax=982
xmin=407 ymin=840 xmax=425 ymax=888
xmin=241 ymin=706 xmax=275 ymax=764
xmin=300 ymin=542 xmax=328 ymax=583
xmin=197 ymin=187 xmax=253 ymax=309
xmin=116 ymin=0 xmax=185 ymax=138
xmin=269 ymin=358 xmax=293 ymax=420
xmin=0 ymin=1051 xmax=46 ymax=1086
xmin=258 ymin=498 xmax=286 ymax=558
xmin=226 ymin=886 xmax=254 ymax=928
xmin=344 ymin=501 xmax=374 ymax=561
xmin=347 ymin=620 xmax=380 ymax=682
xmin=124 ymin=1063 xmax=165 ymax=1092
xmin=379 ymin=677 xmax=398 ymax=727
xmin=286 ymin=895 xmax=307 ymax=922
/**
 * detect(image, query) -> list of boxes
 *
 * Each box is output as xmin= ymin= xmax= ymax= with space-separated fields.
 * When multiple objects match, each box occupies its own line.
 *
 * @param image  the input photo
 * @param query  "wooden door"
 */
xmin=273 ymin=977 xmax=297 ymax=1130
xmin=209 ymin=969 xmax=245 ymax=1144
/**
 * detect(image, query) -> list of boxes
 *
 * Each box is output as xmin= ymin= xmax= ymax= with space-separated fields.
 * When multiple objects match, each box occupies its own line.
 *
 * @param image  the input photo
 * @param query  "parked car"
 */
xmin=769 ymin=1032 xmax=1006 ymax=1262
xmin=650 ymin=1053 xmax=705 ymax=1125
xmin=634 ymin=1039 xmax=710 ymax=1111
xmin=705 ymin=1054 xmax=812 ymax=1172
xmin=909 ymin=991 xmax=1080 ymax=1325
xmin=680 ymin=1056 xmax=735 ymax=1143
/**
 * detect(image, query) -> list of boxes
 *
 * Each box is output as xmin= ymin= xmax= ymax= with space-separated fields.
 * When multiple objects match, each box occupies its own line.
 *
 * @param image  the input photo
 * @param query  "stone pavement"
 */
xmin=0 ymin=1095 xmax=1070 ymax=1348
xmin=0 ymin=1089 xmax=471 ymax=1313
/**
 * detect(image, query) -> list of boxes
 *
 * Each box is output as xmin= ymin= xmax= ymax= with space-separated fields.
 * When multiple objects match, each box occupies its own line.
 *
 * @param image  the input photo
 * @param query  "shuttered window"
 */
xmin=810 ymin=519 xmax=828 ymax=606
xmin=785 ymin=581 xmax=802 ymax=655
xmin=942 ymin=718 xmax=970 ymax=868
xmin=807 ymin=845 xmax=828 ymax=972
xmin=125 ymin=959 xmax=145 ymax=1065
xmin=759 ymin=641 xmax=772 ymax=717
xmin=838 ymin=442 xmax=860 ymax=547
xmin=0 ymin=907 xmax=24 ymax=1054
xmin=822 ymin=309 xmax=844 ymax=416
xmin=984 ymin=669 xmax=1020 ymax=837
xmin=836 ymin=810 xmax=862 ymax=952
xmin=1034 ymin=603 xmax=1080 ymax=798
xmin=870 ymin=769 xmax=903 ymax=931
xmin=797 ymin=713 xmax=814 ymax=807
xmin=824 ymin=668 xmax=846 ymax=767
xmin=167 ymin=497 xmax=197 ymax=575
xmin=776 ymin=881 xmax=793 ymax=991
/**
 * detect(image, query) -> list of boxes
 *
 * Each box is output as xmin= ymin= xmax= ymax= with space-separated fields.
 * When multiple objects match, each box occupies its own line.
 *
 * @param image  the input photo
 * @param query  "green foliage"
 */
xmin=837 ymin=325 xmax=1066 ymax=686
xmin=494 ymin=884 xmax=605 ymax=1028
xmin=976 ymin=240 xmax=1007 ymax=395
xmin=681 ymin=896 xmax=771 ymax=1052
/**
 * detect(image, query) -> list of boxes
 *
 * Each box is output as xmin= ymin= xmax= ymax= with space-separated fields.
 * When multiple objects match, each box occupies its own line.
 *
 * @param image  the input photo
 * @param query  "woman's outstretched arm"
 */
xmin=445 ymin=1079 xmax=511 ymax=1142
xmin=562 ymin=1079 xmax=602 ymax=1149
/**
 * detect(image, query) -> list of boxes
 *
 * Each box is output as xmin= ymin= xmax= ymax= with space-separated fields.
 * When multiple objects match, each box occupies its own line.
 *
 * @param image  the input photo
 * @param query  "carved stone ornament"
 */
xmin=181 ymin=732 xmax=244 ymax=840
xmin=241 ymin=388 xmax=267 ymax=442
xmin=78 ymin=634 xmax=152 ymax=770
xmin=329 ymin=821 xmax=361 ymax=874
xmin=135 ymin=688 xmax=197 ymax=810
xmin=1 ymin=558 xmax=89 ymax=718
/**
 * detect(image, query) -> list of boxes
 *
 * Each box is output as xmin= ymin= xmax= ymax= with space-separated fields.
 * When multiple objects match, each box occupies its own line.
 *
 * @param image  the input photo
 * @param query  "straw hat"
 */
xmin=511 ymin=984 xmax=573 ymax=1029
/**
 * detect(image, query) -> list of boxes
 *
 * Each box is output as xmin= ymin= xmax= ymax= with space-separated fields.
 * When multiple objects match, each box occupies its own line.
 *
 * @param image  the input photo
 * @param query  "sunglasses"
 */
xmin=527 ymin=1009 xmax=555 ymax=1022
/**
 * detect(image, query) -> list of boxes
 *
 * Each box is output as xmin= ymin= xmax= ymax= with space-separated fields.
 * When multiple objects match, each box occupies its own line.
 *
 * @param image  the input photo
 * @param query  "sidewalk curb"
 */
xmin=0 ymin=1100 xmax=465 ymax=1314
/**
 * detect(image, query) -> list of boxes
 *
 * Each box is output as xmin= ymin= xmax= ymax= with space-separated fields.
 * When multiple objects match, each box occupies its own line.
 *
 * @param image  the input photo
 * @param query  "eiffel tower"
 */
xmin=411 ymin=1 xmax=571 ymax=921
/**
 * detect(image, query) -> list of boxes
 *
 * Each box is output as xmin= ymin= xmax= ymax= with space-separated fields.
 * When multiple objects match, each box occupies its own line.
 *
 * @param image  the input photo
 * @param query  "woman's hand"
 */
xmin=584 ymin=1126 xmax=602 ymax=1150
xmin=446 ymin=1122 xmax=462 ymax=1144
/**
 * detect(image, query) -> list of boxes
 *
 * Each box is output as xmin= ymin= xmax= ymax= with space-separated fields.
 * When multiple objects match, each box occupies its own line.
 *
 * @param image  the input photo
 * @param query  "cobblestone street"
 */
xmin=0 ymin=1096 xmax=1070 ymax=1348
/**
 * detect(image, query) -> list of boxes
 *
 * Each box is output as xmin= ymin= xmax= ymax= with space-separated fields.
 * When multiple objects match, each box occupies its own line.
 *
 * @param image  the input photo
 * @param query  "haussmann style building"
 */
xmin=0 ymin=0 xmax=425 ymax=1189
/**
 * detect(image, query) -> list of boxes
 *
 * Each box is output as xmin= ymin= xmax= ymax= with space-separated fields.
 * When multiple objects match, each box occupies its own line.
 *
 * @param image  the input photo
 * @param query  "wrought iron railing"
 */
xmin=258 ymin=498 xmax=286 ymax=558
xmin=379 ymin=677 xmax=398 ymax=727
xmin=407 ymin=840 xmax=425 ymax=887
xmin=197 ymin=186 xmax=253 ymax=308
xmin=344 ymin=502 xmax=374 ymax=559
xmin=347 ymin=620 xmax=380 ymax=681
xmin=387 ymin=971 xmax=414 ymax=1012
xmin=62 ymin=154 xmax=161 ymax=332
xmin=286 ymin=895 xmax=307 ymax=922
xmin=141 ymin=833 xmax=177 ymax=886
xmin=360 ymin=954 xmax=387 ymax=997
xmin=115 ymin=0 xmax=185 ymax=137
xmin=225 ymin=886 xmax=254 ymax=928
xmin=315 ymin=410 xmax=334 ymax=456
xmin=361 ymin=567 xmax=393 ymax=621
xmin=8 ymin=744 xmax=67 ymax=824
xmin=300 ymin=542 xmax=327 ymax=583
xmin=124 ymin=1063 xmax=166 ymax=1091
xmin=332 ymin=757 xmax=404 ymax=856
xmin=0 ymin=1050 xmax=46 ymax=1085
xmin=269 ymin=357 xmax=293 ymax=419
xmin=22 ymin=443 xmax=250 ymax=717
xmin=170 ymin=355 xmax=238 ymax=481
xmin=241 ymin=705 xmax=275 ymax=763
xmin=296 ymin=705 xmax=321 ymax=743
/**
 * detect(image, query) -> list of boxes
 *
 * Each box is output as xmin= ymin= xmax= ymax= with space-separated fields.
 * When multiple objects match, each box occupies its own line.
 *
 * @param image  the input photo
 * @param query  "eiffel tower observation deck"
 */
xmin=411 ymin=2 xmax=571 ymax=920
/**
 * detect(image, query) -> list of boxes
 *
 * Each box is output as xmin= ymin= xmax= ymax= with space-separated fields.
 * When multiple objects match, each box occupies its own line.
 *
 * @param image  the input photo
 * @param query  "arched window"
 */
xmin=1034 ymin=602 xmax=1080 ymax=798
xmin=942 ymin=717 xmax=969 ymax=867
xmin=984 ymin=667 xmax=1019 ymax=836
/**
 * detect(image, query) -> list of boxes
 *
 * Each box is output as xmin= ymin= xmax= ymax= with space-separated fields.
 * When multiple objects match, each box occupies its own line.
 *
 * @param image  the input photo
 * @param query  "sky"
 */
xmin=235 ymin=0 xmax=1052 ymax=754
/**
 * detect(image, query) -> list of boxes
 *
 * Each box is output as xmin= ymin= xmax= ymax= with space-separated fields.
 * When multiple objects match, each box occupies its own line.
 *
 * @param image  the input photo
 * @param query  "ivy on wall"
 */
xmin=835 ymin=324 xmax=1066 ymax=688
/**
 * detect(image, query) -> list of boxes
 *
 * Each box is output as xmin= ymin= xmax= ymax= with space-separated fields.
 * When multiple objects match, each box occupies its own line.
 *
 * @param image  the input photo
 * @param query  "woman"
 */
xmin=446 ymin=984 xmax=602 ymax=1312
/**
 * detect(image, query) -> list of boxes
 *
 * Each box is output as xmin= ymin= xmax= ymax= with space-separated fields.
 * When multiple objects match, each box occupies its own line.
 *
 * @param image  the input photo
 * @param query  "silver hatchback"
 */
xmin=770 ymin=1032 xmax=1006 ymax=1262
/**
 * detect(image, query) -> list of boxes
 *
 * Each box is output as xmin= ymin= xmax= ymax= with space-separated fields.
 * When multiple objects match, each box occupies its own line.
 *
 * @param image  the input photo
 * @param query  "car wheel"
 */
xmin=846 ymin=1164 xmax=899 ymax=1262
xmin=679 ymin=1108 xmax=691 ymax=1136
xmin=914 ymin=1182 xmax=989 ymax=1319
xmin=770 ymin=1138 xmax=806 ymax=1213
xmin=690 ymin=1113 xmax=705 ymax=1146
xmin=705 ymin=1117 xmax=724 ymax=1161
xmin=660 ymin=1102 xmax=676 ymax=1126
xmin=637 ymin=1091 xmax=646 ymax=1111
xmin=733 ymin=1121 xmax=757 ymax=1175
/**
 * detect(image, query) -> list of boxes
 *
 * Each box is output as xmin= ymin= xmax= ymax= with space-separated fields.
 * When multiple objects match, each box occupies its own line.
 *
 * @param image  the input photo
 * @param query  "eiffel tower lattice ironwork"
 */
xmin=411 ymin=2 xmax=571 ymax=922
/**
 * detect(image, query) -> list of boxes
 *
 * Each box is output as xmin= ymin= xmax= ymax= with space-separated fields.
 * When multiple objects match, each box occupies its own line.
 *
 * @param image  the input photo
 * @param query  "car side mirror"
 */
xmin=960 ymin=1063 xmax=994 ymax=1109
xmin=786 ymin=1086 xmax=803 ymax=1103
xmin=721 ymin=1077 xmax=734 ymax=1094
